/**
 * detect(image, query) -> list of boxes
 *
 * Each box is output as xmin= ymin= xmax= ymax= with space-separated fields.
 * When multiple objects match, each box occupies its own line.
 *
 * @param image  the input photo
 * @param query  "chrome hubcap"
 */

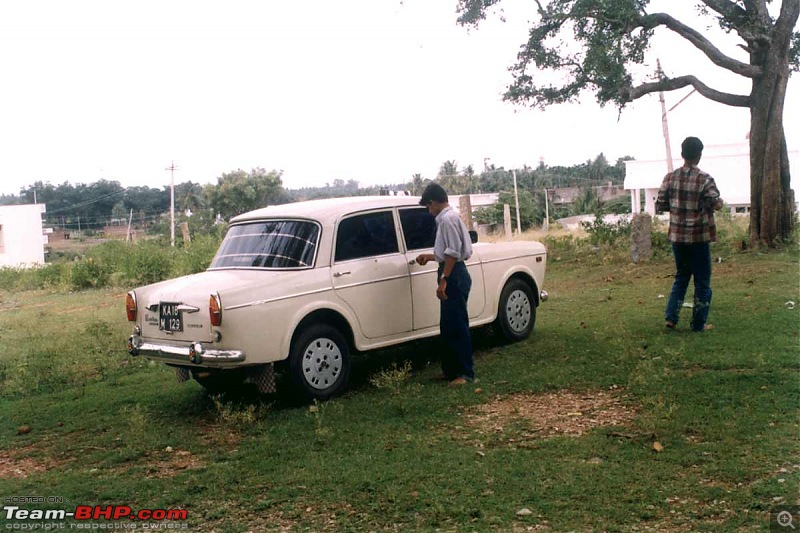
xmin=302 ymin=337 xmax=342 ymax=390
xmin=505 ymin=290 xmax=531 ymax=333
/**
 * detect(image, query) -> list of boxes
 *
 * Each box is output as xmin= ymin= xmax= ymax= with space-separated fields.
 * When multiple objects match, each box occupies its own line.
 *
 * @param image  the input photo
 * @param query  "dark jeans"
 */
xmin=665 ymin=242 xmax=712 ymax=331
xmin=438 ymin=261 xmax=474 ymax=380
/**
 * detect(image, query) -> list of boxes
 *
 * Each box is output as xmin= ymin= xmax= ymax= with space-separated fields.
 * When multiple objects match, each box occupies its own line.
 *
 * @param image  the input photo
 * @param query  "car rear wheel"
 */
xmin=289 ymin=323 xmax=351 ymax=401
xmin=495 ymin=278 xmax=536 ymax=342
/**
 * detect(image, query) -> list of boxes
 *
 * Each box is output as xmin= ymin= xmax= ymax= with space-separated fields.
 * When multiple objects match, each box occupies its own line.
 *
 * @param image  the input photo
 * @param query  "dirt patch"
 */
xmin=0 ymin=447 xmax=52 ymax=479
xmin=466 ymin=389 xmax=637 ymax=438
xmin=143 ymin=449 xmax=206 ymax=479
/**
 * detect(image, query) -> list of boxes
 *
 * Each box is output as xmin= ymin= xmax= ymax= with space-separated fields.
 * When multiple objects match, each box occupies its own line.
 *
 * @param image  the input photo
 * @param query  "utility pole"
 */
xmin=543 ymin=188 xmax=550 ymax=231
xmin=165 ymin=161 xmax=179 ymax=247
xmin=656 ymin=59 xmax=674 ymax=173
xmin=512 ymin=170 xmax=522 ymax=235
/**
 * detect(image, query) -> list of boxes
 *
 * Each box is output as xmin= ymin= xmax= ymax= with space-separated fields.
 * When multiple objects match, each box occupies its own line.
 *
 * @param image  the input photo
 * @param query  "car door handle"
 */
xmin=408 ymin=260 xmax=417 ymax=266
xmin=333 ymin=271 xmax=351 ymax=278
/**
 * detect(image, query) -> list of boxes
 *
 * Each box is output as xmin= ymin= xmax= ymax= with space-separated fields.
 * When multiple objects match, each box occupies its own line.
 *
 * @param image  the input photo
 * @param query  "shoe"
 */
xmin=693 ymin=324 xmax=714 ymax=332
xmin=665 ymin=321 xmax=676 ymax=329
xmin=448 ymin=377 xmax=468 ymax=386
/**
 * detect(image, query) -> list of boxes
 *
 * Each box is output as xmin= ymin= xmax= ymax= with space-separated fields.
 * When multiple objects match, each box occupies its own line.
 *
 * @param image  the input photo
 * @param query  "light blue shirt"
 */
xmin=433 ymin=206 xmax=473 ymax=263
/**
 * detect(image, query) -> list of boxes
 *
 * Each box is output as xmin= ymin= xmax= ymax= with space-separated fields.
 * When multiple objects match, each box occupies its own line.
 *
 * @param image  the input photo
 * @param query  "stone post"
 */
xmin=630 ymin=213 xmax=652 ymax=263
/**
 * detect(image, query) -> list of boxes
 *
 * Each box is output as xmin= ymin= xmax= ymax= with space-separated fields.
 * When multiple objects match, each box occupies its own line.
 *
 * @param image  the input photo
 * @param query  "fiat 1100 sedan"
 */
xmin=126 ymin=195 xmax=548 ymax=400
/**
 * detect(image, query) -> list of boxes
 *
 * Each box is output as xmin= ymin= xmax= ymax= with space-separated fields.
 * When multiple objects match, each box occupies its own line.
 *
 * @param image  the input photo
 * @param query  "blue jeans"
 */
xmin=438 ymin=261 xmax=474 ymax=380
xmin=665 ymin=242 xmax=712 ymax=331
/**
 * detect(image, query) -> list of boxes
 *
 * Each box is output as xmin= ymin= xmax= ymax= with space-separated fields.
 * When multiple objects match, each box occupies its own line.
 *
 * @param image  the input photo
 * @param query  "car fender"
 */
xmin=282 ymin=299 xmax=363 ymax=360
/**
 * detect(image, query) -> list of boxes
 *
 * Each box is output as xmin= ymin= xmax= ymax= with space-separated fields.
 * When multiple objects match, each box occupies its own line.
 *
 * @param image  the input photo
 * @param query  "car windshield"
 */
xmin=210 ymin=220 xmax=319 ymax=269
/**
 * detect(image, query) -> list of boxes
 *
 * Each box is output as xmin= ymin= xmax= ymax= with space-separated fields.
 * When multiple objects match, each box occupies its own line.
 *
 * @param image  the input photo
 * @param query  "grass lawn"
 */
xmin=0 ymin=246 xmax=797 ymax=532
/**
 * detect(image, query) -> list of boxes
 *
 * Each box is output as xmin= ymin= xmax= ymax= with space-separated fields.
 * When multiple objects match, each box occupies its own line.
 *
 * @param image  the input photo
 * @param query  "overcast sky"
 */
xmin=0 ymin=0 xmax=797 ymax=196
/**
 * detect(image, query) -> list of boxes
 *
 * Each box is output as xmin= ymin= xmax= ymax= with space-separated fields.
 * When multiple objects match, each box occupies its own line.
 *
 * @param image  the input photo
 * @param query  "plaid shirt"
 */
xmin=655 ymin=164 xmax=723 ymax=243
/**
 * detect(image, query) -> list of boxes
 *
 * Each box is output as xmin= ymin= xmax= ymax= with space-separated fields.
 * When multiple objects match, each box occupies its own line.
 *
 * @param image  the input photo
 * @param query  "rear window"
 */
xmin=210 ymin=220 xmax=319 ymax=269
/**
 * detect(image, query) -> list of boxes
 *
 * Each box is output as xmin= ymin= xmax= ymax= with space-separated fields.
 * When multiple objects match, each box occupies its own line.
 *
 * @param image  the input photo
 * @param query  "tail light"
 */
xmin=125 ymin=291 xmax=137 ymax=322
xmin=209 ymin=293 xmax=222 ymax=327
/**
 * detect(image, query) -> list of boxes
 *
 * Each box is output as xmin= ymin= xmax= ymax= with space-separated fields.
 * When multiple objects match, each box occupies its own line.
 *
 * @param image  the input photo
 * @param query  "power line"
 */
xmin=44 ymin=188 xmax=129 ymax=215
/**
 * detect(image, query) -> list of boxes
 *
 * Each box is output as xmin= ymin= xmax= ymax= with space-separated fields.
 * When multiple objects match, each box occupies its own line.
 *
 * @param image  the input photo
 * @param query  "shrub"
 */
xmin=70 ymin=256 xmax=112 ymax=289
xmin=580 ymin=214 xmax=631 ymax=245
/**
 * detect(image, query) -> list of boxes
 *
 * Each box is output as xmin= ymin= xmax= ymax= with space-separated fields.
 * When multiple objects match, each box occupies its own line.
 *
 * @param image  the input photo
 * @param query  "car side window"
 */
xmin=335 ymin=211 xmax=399 ymax=262
xmin=399 ymin=207 xmax=436 ymax=251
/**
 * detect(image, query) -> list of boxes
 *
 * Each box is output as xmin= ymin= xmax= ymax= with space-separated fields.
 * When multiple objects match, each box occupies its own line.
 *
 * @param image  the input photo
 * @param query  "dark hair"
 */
xmin=419 ymin=183 xmax=448 ymax=205
xmin=681 ymin=137 xmax=704 ymax=161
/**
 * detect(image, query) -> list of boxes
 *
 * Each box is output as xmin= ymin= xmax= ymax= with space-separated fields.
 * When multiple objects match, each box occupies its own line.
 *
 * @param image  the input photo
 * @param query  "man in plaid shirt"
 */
xmin=656 ymin=136 xmax=724 ymax=332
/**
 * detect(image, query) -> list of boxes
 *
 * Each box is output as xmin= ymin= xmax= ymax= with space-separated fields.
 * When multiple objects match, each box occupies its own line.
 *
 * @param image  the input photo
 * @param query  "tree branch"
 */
xmin=700 ymin=0 xmax=748 ymax=23
xmin=622 ymin=75 xmax=751 ymax=107
xmin=637 ymin=12 xmax=761 ymax=77
xmin=742 ymin=0 xmax=769 ymax=23
xmin=776 ymin=0 xmax=800 ymax=43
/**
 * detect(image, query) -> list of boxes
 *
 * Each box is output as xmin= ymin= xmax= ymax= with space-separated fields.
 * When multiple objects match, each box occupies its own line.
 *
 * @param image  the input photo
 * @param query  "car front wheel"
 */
xmin=495 ymin=278 xmax=536 ymax=342
xmin=289 ymin=323 xmax=351 ymax=401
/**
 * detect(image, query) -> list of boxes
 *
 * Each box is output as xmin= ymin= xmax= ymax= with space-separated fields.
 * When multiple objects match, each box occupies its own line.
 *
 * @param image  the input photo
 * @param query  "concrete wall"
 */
xmin=0 ymin=204 xmax=47 ymax=268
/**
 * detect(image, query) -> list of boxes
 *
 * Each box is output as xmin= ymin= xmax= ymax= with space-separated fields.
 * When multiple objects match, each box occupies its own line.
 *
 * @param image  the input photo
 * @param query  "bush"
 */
xmin=70 ymin=257 xmax=112 ymax=289
xmin=580 ymin=214 xmax=631 ymax=245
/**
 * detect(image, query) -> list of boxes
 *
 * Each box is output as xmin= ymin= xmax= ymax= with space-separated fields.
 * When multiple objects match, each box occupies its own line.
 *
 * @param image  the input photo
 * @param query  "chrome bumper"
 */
xmin=128 ymin=335 xmax=246 ymax=365
xmin=540 ymin=289 xmax=549 ymax=302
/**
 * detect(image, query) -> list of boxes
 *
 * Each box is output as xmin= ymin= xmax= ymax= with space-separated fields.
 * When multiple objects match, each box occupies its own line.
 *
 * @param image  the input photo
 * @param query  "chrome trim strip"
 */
xmin=225 ymin=287 xmax=333 ymax=311
xmin=481 ymin=253 xmax=546 ymax=265
xmin=333 ymin=273 xmax=410 ymax=290
xmin=177 ymin=304 xmax=200 ymax=313
xmin=130 ymin=339 xmax=246 ymax=363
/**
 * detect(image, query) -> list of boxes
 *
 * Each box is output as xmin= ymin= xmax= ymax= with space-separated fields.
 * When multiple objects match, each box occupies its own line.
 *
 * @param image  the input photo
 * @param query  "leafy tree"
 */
xmin=408 ymin=173 xmax=429 ymax=195
xmin=176 ymin=182 xmax=206 ymax=213
xmin=571 ymin=186 xmax=602 ymax=216
xmin=206 ymin=168 xmax=288 ymax=220
xmin=457 ymin=0 xmax=799 ymax=245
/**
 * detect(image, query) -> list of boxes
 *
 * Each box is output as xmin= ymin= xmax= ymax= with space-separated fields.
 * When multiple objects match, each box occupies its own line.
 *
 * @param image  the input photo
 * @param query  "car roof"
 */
xmin=230 ymin=195 xmax=423 ymax=225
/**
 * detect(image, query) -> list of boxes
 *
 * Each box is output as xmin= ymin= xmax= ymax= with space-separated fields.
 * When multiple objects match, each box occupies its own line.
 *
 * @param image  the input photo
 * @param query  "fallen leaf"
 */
xmin=652 ymin=441 xmax=664 ymax=453
xmin=17 ymin=426 xmax=32 ymax=436
xmin=516 ymin=508 xmax=533 ymax=516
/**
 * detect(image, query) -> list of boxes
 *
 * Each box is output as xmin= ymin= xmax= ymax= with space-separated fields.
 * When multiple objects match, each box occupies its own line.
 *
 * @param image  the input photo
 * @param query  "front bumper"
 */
xmin=128 ymin=335 xmax=246 ymax=366
xmin=540 ymin=289 xmax=549 ymax=302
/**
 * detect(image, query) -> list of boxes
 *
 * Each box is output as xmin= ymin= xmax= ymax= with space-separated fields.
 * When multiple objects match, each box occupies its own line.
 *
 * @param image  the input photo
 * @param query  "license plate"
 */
xmin=159 ymin=302 xmax=183 ymax=332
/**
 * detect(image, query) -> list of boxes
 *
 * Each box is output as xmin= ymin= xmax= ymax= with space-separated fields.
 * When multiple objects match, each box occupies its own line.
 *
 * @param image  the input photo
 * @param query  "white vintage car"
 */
xmin=126 ymin=196 xmax=548 ymax=399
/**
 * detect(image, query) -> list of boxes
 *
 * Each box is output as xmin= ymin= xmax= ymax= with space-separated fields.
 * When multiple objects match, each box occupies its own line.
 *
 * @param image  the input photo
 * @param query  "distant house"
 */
xmin=0 ymin=204 xmax=48 ymax=268
xmin=624 ymin=142 xmax=800 ymax=216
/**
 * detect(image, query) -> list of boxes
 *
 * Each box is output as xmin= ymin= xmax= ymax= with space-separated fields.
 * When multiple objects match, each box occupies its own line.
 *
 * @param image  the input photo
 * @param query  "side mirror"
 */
xmin=469 ymin=230 xmax=478 ymax=244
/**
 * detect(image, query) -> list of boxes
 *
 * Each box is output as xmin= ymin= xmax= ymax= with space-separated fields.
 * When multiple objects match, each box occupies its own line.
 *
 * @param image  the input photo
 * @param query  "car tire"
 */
xmin=289 ymin=323 xmax=351 ymax=401
xmin=495 ymin=278 xmax=536 ymax=342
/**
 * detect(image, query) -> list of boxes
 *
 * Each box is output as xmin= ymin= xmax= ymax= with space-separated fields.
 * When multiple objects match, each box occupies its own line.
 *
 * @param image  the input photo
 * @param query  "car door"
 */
xmin=398 ymin=207 xmax=440 ymax=331
xmin=400 ymin=206 xmax=486 ymax=331
xmin=332 ymin=209 xmax=413 ymax=339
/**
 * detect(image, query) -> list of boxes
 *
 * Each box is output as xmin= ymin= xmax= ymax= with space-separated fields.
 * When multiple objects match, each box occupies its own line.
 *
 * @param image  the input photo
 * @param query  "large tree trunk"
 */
xmin=748 ymin=17 xmax=796 ymax=247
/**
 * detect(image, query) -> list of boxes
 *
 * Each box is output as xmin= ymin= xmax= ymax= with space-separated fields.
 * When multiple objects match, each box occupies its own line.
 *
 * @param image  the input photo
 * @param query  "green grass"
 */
xmin=0 ymin=246 xmax=797 ymax=532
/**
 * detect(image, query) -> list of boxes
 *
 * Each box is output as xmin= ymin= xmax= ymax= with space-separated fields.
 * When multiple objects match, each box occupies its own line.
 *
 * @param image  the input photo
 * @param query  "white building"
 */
xmin=624 ymin=142 xmax=800 ymax=215
xmin=0 ymin=204 xmax=48 ymax=268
